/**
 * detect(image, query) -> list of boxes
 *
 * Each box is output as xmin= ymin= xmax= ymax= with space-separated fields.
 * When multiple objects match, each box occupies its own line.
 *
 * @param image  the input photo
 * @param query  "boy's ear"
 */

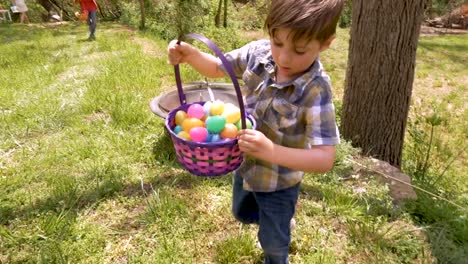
xmin=319 ymin=34 xmax=336 ymax=52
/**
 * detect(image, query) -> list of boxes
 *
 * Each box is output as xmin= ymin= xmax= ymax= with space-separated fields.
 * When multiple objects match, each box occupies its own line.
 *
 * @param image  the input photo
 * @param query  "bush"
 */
xmin=339 ymin=0 xmax=352 ymax=28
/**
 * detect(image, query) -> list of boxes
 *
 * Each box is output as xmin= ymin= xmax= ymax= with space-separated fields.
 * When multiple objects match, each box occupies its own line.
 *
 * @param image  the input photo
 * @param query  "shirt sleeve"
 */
xmin=217 ymin=41 xmax=258 ymax=79
xmin=305 ymin=77 xmax=341 ymax=146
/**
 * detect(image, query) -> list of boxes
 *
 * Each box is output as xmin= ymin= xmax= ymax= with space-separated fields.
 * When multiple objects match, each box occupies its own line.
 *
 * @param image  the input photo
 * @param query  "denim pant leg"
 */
xmin=232 ymin=171 xmax=259 ymax=224
xmin=255 ymin=183 xmax=300 ymax=264
xmin=87 ymin=10 xmax=97 ymax=36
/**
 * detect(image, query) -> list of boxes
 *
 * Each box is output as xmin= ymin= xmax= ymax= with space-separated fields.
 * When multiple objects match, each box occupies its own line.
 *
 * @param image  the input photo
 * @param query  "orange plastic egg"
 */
xmin=220 ymin=123 xmax=238 ymax=139
xmin=182 ymin=117 xmax=204 ymax=133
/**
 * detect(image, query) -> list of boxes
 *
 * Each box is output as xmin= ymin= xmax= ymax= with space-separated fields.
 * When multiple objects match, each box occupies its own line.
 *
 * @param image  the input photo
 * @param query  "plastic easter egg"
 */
xmin=175 ymin=110 xmax=187 ymax=126
xmin=203 ymin=101 xmax=212 ymax=115
xmin=187 ymin=104 xmax=205 ymax=119
xmin=182 ymin=117 xmax=204 ymax=133
xmin=177 ymin=131 xmax=191 ymax=141
xmin=220 ymin=123 xmax=238 ymax=139
xmin=222 ymin=108 xmax=241 ymax=124
xmin=173 ymin=125 xmax=182 ymax=134
xmin=210 ymin=101 xmax=225 ymax=116
xmin=189 ymin=127 xmax=208 ymax=143
xmin=205 ymin=115 xmax=226 ymax=133
xmin=235 ymin=118 xmax=253 ymax=130
xmin=224 ymin=103 xmax=240 ymax=112
xmin=210 ymin=133 xmax=221 ymax=142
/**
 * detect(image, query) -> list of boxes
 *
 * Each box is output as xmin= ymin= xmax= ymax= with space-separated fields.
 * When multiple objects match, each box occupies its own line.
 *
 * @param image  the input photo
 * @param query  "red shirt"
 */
xmin=80 ymin=0 xmax=97 ymax=12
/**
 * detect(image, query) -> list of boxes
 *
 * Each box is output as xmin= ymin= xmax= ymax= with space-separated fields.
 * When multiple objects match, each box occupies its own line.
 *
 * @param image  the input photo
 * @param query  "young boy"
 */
xmin=168 ymin=0 xmax=344 ymax=262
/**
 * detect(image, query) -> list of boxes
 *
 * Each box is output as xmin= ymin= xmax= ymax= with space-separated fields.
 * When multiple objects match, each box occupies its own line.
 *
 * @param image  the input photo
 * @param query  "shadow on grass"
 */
xmin=0 ymin=130 xmax=231 ymax=225
xmin=0 ymin=22 xmax=85 ymax=43
xmin=418 ymin=41 xmax=468 ymax=67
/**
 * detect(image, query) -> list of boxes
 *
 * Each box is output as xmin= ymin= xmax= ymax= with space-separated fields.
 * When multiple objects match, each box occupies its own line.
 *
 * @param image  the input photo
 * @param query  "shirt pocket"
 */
xmin=242 ymin=67 xmax=263 ymax=92
xmin=265 ymin=98 xmax=299 ymax=131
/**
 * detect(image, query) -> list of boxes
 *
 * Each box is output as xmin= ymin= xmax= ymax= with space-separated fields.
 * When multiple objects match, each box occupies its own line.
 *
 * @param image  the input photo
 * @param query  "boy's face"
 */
xmin=270 ymin=28 xmax=333 ymax=82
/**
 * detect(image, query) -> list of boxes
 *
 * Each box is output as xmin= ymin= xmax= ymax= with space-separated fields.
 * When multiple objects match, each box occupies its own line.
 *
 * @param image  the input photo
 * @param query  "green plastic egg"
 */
xmin=205 ymin=115 xmax=226 ymax=133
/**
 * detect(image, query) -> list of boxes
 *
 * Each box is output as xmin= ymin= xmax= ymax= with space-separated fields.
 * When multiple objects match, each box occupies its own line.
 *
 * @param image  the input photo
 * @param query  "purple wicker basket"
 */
xmin=165 ymin=33 xmax=256 ymax=177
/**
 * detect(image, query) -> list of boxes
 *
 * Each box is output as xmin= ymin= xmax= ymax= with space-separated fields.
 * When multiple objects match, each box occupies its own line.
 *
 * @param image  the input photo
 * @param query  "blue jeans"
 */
xmin=232 ymin=172 xmax=300 ymax=264
xmin=87 ymin=10 xmax=97 ymax=37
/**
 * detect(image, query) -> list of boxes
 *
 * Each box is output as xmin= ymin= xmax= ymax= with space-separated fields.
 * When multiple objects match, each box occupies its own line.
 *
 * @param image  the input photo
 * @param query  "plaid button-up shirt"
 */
xmin=219 ymin=40 xmax=340 ymax=192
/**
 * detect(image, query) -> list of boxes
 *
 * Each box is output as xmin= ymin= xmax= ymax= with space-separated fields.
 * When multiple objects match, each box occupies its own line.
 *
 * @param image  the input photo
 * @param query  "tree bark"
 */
xmin=341 ymin=0 xmax=426 ymax=168
xmin=215 ymin=0 xmax=222 ymax=27
xmin=139 ymin=0 xmax=146 ymax=29
xmin=223 ymin=0 xmax=228 ymax=27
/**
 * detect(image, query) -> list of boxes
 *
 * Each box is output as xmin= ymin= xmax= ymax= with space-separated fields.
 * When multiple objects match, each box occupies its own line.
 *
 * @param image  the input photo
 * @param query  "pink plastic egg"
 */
xmin=189 ymin=127 xmax=208 ymax=143
xmin=187 ymin=104 xmax=205 ymax=119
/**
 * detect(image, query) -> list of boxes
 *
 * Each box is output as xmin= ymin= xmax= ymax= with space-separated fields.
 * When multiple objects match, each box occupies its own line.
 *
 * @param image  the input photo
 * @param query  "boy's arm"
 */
xmin=167 ymin=40 xmax=225 ymax=78
xmin=237 ymin=129 xmax=336 ymax=172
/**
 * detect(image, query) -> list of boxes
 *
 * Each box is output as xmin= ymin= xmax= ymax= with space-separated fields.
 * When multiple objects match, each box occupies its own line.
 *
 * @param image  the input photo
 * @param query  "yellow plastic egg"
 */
xmin=177 ymin=131 xmax=192 ymax=140
xmin=175 ymin=110 xmax=188 ymax=126
xmin=222 ymin=108 xmax=241 ymax=124
xmin=210 ymin=101 xmax=225 ymax=116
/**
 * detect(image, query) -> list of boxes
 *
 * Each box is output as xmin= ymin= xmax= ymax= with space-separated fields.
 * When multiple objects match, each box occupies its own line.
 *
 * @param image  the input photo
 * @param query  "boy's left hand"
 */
xmin=237 ymin=129 xmax=275 ymax=162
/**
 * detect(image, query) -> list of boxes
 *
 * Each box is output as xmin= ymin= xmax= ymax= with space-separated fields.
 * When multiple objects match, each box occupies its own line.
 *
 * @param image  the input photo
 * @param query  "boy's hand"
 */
xmin=167 ymin=40 xmax=196 ymax=65
xmin=237 ymin=129 xmax=275 ymax=162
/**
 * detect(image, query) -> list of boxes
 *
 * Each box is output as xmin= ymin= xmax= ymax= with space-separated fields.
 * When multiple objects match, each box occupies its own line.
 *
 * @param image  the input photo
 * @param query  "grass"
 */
xmin=0 ymin=22 xmax=467 ymax=263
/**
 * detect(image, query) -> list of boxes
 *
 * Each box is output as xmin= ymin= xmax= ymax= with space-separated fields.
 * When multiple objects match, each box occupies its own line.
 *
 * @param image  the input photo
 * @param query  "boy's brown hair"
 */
xmin=265 ymin=0 xmax=345 ymax=44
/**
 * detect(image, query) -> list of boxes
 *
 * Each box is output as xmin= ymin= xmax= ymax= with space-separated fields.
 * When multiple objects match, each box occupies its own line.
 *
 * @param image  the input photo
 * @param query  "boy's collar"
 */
xmin=259 ymin=50 xmax=322 ymax=98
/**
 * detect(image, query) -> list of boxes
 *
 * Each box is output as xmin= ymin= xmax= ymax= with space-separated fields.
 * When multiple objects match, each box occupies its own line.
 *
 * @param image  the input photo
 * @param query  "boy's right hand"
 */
xmin=167 ymin=40 xmax=196 ymax=65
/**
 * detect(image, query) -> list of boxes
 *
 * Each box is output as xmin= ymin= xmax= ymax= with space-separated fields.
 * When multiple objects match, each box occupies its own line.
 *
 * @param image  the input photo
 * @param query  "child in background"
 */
xmin=12 ymin=0 xmax=29 ymax=24
xmin=168 ymin=0 xmax=344 ymax=263
xmin=74 ymin=0 xmax=98 ymax=41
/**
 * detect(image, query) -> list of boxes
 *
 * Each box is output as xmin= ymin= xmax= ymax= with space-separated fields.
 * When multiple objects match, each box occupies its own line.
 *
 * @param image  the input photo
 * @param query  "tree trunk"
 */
xmin=139 ymin=0 xmax=146 ymax=29
xmin=223 ymin=0 xmax=228 ymax=27
xmin=341 ymin=0 xmax=426 ymax=168
xmin=425 ymin=0 xmax=433 ymax=18
xmin=215 ymin=0 xmax=222 ymax=27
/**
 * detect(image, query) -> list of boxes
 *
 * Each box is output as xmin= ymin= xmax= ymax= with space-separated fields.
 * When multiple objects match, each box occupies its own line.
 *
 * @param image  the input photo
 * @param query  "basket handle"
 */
xmin=173 ymin=33 xmax=247 ymax=130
